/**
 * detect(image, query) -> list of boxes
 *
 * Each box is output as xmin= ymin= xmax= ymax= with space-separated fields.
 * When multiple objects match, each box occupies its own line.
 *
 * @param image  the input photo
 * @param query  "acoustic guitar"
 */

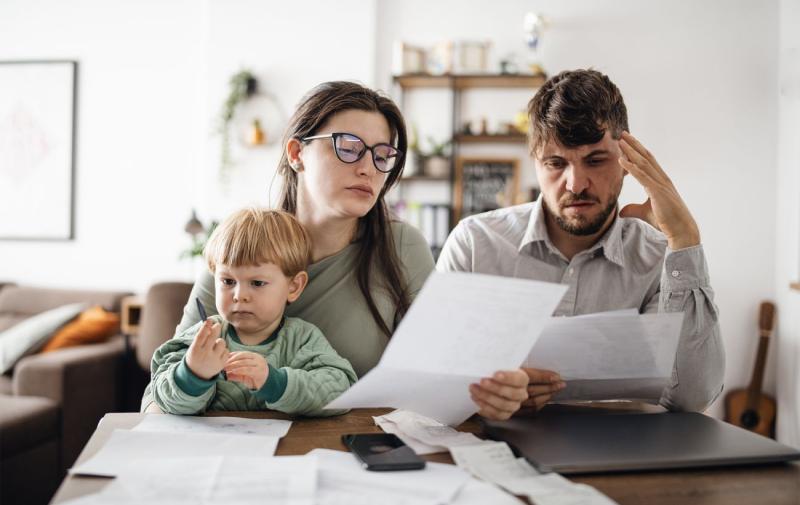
xmin=724 ymin=301 xmax=777 ymax=438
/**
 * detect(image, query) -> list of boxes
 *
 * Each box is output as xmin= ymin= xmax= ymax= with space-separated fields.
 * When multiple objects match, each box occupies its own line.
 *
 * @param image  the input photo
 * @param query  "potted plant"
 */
xmin=218 ymin=69 xmax=258 ymax=173
xmin=423 ymin=136 xmax=451 ymax=178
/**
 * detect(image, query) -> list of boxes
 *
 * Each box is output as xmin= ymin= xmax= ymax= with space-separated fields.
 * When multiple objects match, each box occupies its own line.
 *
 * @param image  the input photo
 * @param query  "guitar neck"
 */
xmin=745 ymin=335 xmax=770 ymax=409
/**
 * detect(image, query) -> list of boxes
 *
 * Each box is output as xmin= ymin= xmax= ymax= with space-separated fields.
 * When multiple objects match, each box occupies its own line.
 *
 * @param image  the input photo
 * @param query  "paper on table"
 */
xmin=449 ymin=478 xmax=525 ymax=505
xmin=449 ymin=441 xmax=540 ymax=491
xmin=530 ymin=484 xmax=620 ymax=505
xmin=62 ymin=456 xmax=316 ymax=505
xmin=133 ymin=414 xmax=292 ymax=438
xmin=327 ymin=272 xmax=567 ymax=425
xmin=525 ymin=312 xmax=683 ymax=379
xmin=310 ymin=448 xmax=470 ymax=505
xmin=373 ymin=413 xmax=446 ymax=455
xmin=69 ymin=429 xmax=279 ymax=477
xmin=374 ymin=410 xmax=485 ymax=452
xmin=449 ymin=442 xmax=618 ymax=504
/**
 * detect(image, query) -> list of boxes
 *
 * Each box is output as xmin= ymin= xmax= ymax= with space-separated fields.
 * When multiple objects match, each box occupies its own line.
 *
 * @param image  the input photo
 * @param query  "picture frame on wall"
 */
xmin=0 ymin=60 xmax=77 ymax=240
xmin=453 ymin=157 xmax=520 ymax=223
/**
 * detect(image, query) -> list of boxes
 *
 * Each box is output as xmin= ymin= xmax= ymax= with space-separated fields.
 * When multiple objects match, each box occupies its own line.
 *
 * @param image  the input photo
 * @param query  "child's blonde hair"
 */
xmin=203 ymin=208 xmax=311 ymax=277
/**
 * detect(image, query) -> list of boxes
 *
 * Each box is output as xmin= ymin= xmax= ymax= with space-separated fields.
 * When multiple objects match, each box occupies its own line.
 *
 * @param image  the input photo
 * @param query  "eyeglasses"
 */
xmin=301 ymin=132 xmax=403 ymax=173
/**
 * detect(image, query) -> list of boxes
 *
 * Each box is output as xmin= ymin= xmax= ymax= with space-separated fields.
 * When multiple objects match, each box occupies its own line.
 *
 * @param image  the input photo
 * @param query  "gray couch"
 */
xmin=0 ymin=284 xmax=130 ymax=505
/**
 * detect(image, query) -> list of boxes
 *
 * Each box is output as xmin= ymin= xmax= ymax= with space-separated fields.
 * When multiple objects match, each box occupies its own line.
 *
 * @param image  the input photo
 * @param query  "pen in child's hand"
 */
xmin=196 ymin=297 xmax=208 ymax=321
xmin=195 ymin=297 xmax=226 ymax=380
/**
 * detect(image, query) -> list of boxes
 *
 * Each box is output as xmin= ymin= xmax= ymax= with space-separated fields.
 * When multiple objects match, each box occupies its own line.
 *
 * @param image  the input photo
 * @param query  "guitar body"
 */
xmin=724 ymin=301 xmax=777 ymax=438
xmin=724 ymin=388 xmax=776 ymax=438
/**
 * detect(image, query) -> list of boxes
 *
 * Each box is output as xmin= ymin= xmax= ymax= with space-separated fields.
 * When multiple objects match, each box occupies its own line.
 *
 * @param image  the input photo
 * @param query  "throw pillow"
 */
xmin=0 ymin=303 xmax=86 ymax=373
xmin=40 ymin=306 xmax=120 ymax=353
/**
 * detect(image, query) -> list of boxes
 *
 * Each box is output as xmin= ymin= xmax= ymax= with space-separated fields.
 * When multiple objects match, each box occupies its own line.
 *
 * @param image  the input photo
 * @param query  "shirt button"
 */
xmin=671 ymin=270 xmax=681 ymax=278
xmin=568 ymin=268 xmax=574 ymax=276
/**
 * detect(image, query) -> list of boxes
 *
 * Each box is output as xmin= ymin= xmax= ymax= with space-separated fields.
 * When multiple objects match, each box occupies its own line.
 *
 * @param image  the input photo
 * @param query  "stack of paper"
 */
xmin=63 ymin=456 xmax=316 ymax=505
xmin=327 ymin=272 xmax=568 ymax=425
xmin=70 ymin=415 xmax=290 ymax=477
xmin=450 ymin=442 xmax=619 ymax=504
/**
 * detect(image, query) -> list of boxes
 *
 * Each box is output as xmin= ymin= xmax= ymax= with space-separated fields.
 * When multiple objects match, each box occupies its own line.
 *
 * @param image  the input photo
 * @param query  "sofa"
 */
xmin=0 ymin=284 xmax=131 ymax=505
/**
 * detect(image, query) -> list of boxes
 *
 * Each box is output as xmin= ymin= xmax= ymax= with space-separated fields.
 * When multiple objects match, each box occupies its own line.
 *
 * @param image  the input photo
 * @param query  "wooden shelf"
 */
xmin=454 ymin=133 xmax=527 ymax=144
xmin=394 ymin=73 xmax=546 ymax=90
xmin=400 ymin=175 xmax=450 ymax=182
xmin=790 ymin=282 xmax=800 ymax=291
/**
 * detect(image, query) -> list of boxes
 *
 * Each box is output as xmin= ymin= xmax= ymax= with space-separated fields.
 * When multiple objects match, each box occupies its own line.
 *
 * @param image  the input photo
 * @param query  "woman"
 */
xmin=142 ymin=81 xmax=527 ymax=420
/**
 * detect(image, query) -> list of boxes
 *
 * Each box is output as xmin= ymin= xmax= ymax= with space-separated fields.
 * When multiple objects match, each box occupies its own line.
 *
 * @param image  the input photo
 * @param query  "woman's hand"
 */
xmin=469 ymin=369 xmax=529 ymax=420
xmin=185 ymin=320 xmax=228 ymax=380
xmin=520 ymin=368 xmax=565 ymax=411
xmin=225 ymin=351 xmax=270 ymax=390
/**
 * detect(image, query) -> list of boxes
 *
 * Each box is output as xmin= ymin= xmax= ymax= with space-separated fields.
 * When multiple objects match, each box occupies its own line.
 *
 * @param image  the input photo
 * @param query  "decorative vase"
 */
xmin=425 ymin=156 xmax=450 ymax=178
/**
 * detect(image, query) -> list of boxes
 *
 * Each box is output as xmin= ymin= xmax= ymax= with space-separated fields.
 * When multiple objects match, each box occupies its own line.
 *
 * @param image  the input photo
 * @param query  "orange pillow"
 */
xmin=40 ymin=306 xmax=120 ymax=353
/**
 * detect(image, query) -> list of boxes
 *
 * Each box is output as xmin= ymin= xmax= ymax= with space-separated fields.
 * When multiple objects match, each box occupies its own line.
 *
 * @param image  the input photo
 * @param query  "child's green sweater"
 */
xmin=150 ymin=316 xmax=357 ymax=416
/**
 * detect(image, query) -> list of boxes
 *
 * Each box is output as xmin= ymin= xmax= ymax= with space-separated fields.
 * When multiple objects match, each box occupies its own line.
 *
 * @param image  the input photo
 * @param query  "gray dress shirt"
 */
xmin=436 ymin=198 xmax=724 ymax=412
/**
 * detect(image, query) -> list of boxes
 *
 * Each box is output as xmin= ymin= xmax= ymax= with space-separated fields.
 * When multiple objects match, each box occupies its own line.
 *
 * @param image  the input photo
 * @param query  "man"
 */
xmin=438 ymin=69 xmax=724 ymax=414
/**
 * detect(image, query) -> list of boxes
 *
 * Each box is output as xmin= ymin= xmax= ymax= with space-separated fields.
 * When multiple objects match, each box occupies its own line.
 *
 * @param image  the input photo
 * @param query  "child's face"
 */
xmin=214 ymin=262 xmax=305 ymax=338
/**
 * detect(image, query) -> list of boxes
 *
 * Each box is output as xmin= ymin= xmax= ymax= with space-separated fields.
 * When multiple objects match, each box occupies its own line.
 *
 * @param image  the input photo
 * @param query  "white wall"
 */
xmin=775 ymin=0 xmax=800 ymax=446
xmin=0 ymin=0 xmax=375 ymax=290
xmin=377 ymin=0 xmax=779 ymax=418
xmin=0 ymin=0 xmax=785 ymax=420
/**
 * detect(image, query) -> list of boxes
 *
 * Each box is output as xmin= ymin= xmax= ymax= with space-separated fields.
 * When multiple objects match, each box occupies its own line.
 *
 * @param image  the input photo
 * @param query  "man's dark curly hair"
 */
xmin=527 ymin=69 xmax=629 ymax=156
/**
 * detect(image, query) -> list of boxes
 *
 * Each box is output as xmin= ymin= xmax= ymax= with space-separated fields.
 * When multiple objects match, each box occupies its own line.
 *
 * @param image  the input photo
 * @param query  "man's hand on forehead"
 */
xmin=618 ymin=131 xmax=701 ymax=250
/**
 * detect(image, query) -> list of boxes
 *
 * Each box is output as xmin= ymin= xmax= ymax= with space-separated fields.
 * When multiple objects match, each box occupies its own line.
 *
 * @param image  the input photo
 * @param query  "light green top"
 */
xmin=151 ymin=315 xmax=357 ymax=416
xmin=142 ymin=220 xmax=435 ymax=411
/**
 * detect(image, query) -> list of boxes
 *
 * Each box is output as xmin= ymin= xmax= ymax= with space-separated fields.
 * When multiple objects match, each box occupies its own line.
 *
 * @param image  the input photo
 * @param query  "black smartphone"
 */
xmin=342 ymin=433 xmax=426 ymax=471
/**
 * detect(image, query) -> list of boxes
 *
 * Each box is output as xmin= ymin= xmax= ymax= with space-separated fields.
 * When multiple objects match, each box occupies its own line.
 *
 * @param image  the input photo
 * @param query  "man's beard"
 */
xmin=549 ymin=191 xmax=618 ymax=236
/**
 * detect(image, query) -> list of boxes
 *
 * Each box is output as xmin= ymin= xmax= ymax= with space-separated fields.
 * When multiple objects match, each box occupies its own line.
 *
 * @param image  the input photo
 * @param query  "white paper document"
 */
xmin=373 ymin=409 xmax=486 ymax=455
xmin=327 ymin=272 xmax=568 ymax=425
xmin=69 ymin=429 xmax=279 ymax=477
xmin=524 ymin=311 xmax=683 ymax=401
xmin=309 ymin=448 xmax=470 ymax=505
xmin=449 ymin=478 xmax=525 ymax=505
xmin=449 ymin=441 xmax=540 ymax=492
xmin=132 ymin=414 xmax=292 ymax=438
xmin=62 ymin=456 xmax=316 ymax=505
xmin=450 ymin=442 xmax=618 ymax=504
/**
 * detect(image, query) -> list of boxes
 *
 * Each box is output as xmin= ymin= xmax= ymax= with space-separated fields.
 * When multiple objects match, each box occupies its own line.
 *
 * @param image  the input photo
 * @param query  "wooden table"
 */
xmin=51 ymin=408 xmax=800 ymax=505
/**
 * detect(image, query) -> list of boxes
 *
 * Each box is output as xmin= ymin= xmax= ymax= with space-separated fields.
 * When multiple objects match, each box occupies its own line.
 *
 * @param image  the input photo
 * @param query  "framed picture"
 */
xmin=453 ymin=157 xmax=520 ymax=223
xmin=392 ymin=42 xmax=427 ymax=75
xmin=0 ymin=60 xmax=77 ymax=240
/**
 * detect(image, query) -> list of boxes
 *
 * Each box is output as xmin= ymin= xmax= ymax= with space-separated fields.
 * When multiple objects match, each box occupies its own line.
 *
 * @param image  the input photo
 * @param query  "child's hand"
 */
xmin=185 ymin=320 xmax=229 ymax=380
xmin=224 ymin=351 xmax=269 ymax=390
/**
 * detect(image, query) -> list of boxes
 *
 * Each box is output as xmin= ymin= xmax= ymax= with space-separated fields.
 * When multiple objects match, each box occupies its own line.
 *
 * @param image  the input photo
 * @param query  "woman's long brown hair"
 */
xmin=277 ymin=81 xmax=410 ymax=337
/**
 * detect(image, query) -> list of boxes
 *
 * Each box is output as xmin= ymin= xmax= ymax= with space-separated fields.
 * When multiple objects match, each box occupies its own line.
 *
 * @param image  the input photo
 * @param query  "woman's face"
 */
xmin=294 ymin=109 xmax=393 ymax=221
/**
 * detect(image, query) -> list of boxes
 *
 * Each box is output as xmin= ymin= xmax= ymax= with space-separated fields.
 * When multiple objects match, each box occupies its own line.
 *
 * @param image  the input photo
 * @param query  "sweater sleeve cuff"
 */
xmin=175 ymin=357 xmax=216 ymax=397
xmin=255 ymin=364 xmax=288 ymax=403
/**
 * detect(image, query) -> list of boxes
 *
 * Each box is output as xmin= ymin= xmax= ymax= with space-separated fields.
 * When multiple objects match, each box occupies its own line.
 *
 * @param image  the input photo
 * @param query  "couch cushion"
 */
xmin=0 ymin=303 xmax=87 ymax=374
xmin=0 ymin=395 xmax=59 ymax=457
xmin=0 ymin=286 xmax=129 ymax=317
xmin=0 ymin=374 xmax=12 ymax=395
xmin=41 ymin=306 xmax=121 ymax=353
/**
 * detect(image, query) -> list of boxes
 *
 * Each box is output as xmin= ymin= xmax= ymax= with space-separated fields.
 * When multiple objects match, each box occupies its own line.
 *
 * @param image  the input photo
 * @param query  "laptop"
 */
xmin=482 ymin=410 xmax=800 ymax=474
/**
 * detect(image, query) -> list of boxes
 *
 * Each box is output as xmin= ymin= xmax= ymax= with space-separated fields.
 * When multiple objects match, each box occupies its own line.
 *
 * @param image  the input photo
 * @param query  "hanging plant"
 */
xmin=217 ymin=69 xmax=258 ymax=173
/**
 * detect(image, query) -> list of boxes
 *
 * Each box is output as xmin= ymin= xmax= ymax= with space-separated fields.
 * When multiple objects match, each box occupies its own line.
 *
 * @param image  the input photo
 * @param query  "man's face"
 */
xmin=534 ymin=130 xmax=625 ymax=236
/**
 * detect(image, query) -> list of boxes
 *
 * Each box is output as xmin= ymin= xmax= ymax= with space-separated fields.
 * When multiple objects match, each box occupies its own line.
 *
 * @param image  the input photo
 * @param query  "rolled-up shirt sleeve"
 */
xmin=644 ymin=244 xmax=725 ymax=412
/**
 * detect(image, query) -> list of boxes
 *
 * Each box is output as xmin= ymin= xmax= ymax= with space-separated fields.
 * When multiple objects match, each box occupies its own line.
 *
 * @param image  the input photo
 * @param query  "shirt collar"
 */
xmin=519 ymin=196 xmax=626 ymax=268
xmin=519 ymin=197 xmax=550 ymax=251
xmin=228 ymin=316 xmax=286 ymax=346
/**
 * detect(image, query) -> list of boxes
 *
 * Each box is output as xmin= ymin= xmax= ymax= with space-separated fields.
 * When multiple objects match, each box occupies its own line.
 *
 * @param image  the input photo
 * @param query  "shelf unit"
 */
xmin=392 ymin=73 xmax=544 ymax=233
